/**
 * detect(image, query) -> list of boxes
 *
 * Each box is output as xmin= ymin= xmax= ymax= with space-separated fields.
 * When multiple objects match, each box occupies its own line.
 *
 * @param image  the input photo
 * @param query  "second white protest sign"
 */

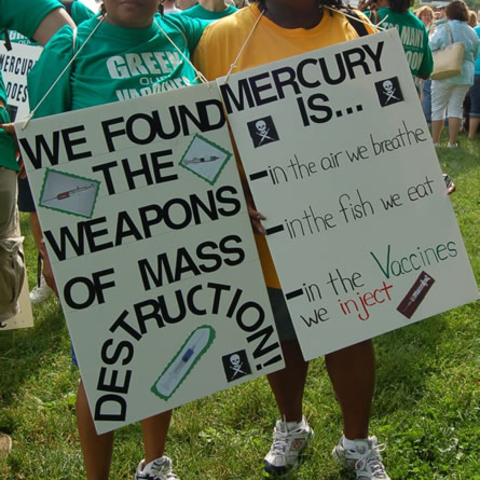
xmin=219 ymin=29 xmax=479 ymax=361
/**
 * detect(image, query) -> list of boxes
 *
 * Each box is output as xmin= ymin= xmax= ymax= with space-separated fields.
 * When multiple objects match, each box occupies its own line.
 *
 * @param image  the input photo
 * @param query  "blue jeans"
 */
xmin=422 ymin=78 xmax=431 ymax=124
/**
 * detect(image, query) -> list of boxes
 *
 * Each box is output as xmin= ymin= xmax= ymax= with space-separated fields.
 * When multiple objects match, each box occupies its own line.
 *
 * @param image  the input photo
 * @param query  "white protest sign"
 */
xmin=219 ymin=30 xmax=479 ymax=361
xmin=0 ymin=42 xmax=40 ymax=121
xmin=16 ymin=83 xmax=284 ymax=433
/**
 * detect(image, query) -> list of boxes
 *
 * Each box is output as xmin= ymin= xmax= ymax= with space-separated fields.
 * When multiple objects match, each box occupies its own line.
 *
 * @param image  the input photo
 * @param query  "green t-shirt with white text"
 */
xmin=375 ymin=8 xmax=433 ymax=77
xmin=28 ymin=13 xmax=209 ymax=118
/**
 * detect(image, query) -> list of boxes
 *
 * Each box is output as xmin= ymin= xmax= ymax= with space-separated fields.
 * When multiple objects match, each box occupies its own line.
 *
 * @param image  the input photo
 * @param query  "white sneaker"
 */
xmin=264 ymin=416 xmax=314 ymax=475
xmin=135 ymin=456 xmax=179 ymax=480
xmin=29 ymin=275 xmax=53 ymax=304
xmin=448 ymin=142 xmax=458 ymax=148
xmin=332 ymin=435 xmax=390 ymax=480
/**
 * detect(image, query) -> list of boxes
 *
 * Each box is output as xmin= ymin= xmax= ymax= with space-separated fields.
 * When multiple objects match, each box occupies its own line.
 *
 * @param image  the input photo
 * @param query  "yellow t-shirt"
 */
xmin=193 ymin=3 xmax=374 ymax=289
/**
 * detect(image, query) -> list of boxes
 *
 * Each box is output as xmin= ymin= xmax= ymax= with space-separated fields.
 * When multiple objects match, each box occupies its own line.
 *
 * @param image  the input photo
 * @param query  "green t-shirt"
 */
xmin=5 ymin=1 xmax=96 ymax=45
xmin=181 ymin=4 xmax=238 ymax=20
xmin=376 ymin=8 xmax=433 ymax=78
xmin=28 ymin=13 xmax=209 ymax=118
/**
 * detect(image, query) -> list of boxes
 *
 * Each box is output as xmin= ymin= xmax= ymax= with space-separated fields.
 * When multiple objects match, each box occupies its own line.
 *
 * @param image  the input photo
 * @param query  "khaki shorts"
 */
xmin=0 ymin=167 xmax=25 ymax=323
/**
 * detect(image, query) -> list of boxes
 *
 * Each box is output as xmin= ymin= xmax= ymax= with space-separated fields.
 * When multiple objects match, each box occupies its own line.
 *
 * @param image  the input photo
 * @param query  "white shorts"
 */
xmin=431 ymin=81 xmax=470 ymax=121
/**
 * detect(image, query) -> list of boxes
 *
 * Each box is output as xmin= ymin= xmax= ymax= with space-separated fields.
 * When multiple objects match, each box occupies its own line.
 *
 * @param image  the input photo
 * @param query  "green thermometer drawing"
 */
xmin=151 ymin=325 xmax=215 ymax=400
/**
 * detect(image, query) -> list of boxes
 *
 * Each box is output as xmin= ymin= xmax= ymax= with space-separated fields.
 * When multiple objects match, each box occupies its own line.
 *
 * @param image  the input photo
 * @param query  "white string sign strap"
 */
xmin=225 ymin=7 xmax=265 ymax=83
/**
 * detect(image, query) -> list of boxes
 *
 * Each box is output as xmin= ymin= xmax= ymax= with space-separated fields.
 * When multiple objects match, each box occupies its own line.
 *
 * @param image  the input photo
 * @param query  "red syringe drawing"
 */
xmin=43 ymin=183 xmax=96 ymax=203
xmin=183 ymin=155 xmax=219 ymax=165
xmin=397 ymin=271 xmax=435 ymax=319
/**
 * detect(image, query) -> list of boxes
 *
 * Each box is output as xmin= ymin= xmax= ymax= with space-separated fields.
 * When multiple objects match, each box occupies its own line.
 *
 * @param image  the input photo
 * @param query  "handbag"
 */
xmin=431 ymin=23 xmax=465 ymax=80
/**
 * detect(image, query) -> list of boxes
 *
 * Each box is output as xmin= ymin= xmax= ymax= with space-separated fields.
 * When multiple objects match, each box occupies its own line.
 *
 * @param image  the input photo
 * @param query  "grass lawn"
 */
xmin=0 ymin=131 xmax=478 ymax=480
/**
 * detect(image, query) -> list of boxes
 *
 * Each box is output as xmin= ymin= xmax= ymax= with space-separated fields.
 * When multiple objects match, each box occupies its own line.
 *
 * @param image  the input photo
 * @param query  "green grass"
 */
xmin=0 ymin=131 xmax=479 ymax=480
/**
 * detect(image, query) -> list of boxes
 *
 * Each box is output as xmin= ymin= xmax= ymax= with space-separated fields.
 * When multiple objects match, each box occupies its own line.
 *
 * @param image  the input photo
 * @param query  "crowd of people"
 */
xmin=360 ymin=0 xmax=480 ymax=149
xmin=0 ymin=1 xmax=477 ymax=480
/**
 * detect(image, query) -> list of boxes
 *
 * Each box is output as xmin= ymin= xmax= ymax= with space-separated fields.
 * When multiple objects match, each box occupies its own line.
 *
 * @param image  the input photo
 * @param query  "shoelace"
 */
xmin=355 ymin=442 xmax=387 ymax=477
xmin=271 ymin=427 xmax=290 ymax=454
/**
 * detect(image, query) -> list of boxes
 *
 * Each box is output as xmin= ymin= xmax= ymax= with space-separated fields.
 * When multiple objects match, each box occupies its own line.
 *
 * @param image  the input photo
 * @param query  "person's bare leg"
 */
xmin=30 ymin=211 xmax=57 ymax=292
xmin=448 ymin=117 xmax=461 ymax=145
xmin=431 ymin=119 xmax=444 ymax=144
xmin=141 ymin=411 xmax=173 ymax=464
xmin=468 ymin=117 xmax=480 ymax=139
xmin=29 ymin=211 xmax=43 ymax=252
xmin=325 ymin=340 xmax=375 ymax=439
xmin=267 ymin=339 xmax=308 ymax=422
xmin=76 ymin=381 xmax=114 ymax=480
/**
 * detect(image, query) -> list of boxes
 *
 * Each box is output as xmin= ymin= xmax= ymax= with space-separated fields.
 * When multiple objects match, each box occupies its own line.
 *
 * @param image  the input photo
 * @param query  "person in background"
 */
xmin=411 ymin=6 xmax=434 ymax=105
xmin=181 ymin=0 xmax=238 ymax=19
xmin=434 ymin=5 xmax=447 ymax=23
xmin=10 ymin=0 xmax=96 ymax=306
xmin=420 ymin=5 xmax=439 ymax=126
xmin=358 ymin=0 xmax=433 ymax=82
xmin=0 ymin=1 xmax=74 ymax=320
xmin=0 ymin=0 xmax=74 ymax=456
xmin=430 ymin=0 xmax=480 ymax=148
xmin=194 ymin=1 xmax=392 ymax=479
xmin=468 ymin=21 xmax=480 ymax=139
xmin=415 ymin=5 xmax=434 ymax=28
xmin=468 ymin=10 xmax=477 ymax=27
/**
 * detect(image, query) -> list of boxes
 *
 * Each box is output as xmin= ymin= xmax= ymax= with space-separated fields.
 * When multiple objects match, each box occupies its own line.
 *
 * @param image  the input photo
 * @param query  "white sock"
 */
xmin=286 ymin=416 xmax=304 ymax=429
xmin=343 ymin=436 xmax=359 ymax=451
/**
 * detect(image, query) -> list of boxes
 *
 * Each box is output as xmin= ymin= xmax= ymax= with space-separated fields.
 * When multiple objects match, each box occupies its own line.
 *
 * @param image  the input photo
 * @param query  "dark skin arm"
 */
xmin=240 ymin=175 xmax=266 ymax=235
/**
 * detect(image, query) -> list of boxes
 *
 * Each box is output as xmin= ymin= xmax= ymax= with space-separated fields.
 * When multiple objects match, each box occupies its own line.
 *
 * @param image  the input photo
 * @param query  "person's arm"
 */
xmin=428 ymin=23 xmax=446 ymax=53
xmin=0 ymin=0 xmax=74 ymax=46
xmin=32 ymin=7 xmax=75 ymax=46
xmin=1 ymin=23 xmax=74 ymax=139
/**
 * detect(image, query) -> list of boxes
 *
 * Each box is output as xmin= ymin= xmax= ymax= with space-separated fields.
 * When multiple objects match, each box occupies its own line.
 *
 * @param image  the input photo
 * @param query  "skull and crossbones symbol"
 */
xmin=229 ymin=354 xmax=246 ymax=379
xmin=255 ymin=120 xmax=274 ymax=145
xmin=382 ymin=80 xmax=399 ymax=103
